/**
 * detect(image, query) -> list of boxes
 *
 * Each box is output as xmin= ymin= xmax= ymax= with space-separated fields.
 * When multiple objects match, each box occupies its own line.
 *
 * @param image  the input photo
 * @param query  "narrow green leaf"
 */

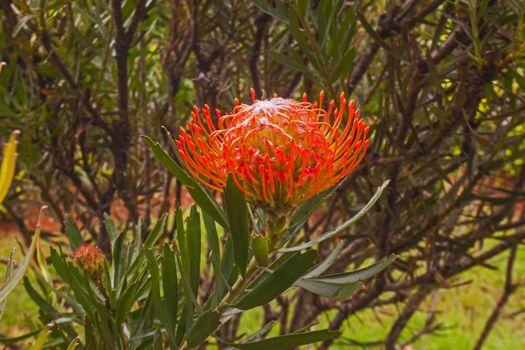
xmin=144 ymin=249 xmax=177 ymax=348
xmin=133 ymin=219 xmax=143 ymax=259
xmin=64 ymin=214 xmax=83 ymax=250
xmin=288 ymin=185 xmax=338 ymax=235
xmin=203 ymin=211 xmax=228 ymax=308
xmin=0 ymin=208 xmax=43 ymax=303
xmin=112 ymin=232 xmax=125 ymax=287
xmin=313 ymin=254 xmax=397 ymax=284
xmin=187 ymin=206 xmax=202 ymax=294
xmin=27 ymin=327 xmax=49 ymax=350
xmin=23 ymin=277 xmax=58 ymax=317
xmin=331 ymin=48 xmax=356 ymax=82
xmin=0 ymin=329 xmax=42 ymax=344
xmin=161 ymin=244 xmax=178 ymax=333
xmin=253 ymin=0 xmax=288 ymax=22
xmin=295 ymin=278 xmax=361 ymax=300
xmin=206 ymin=238 xmax=236 ymax=309
xmin=356 ymin=12 xmax=404 ymax=60
xmin=143 ymin=136 xmax=228 ymax=228
xmin=280 ymin=181 xmax=390 ymax=252
xmin=0 ymin=249 xmax=14 ymax=319
xmin=330 ymin=7 xmax=357 ymax=57
xmin=227 ymin=330 xmax=340 ymax=350
xmin=175 ymin=255 xmax=199 ymax=309
xmin=203 ymin=212 xmax=221 ymax=276
xmin=296 ymin=0 xmax=309 ymax=18
xmin=301 ymin=241 xmax=344 ymax=279
xmin=224 ymin=175 xmax=250 ymax=277
xmin=144 ymin=213 xmax=168 ymax=248
xmin=187 ymin=310 xmax=221 ymax=347
xmin=116 ymin=282 xmax=140 ymax=326
xmin=175 ymin=202 xmax=190 ymax=276
xmin=240 ymin=321 xmax=275 ymax=344
xmin=66 ymin=338 xmax=80 ymax=350
xmin=269 ymin=51 xmax=317 ymax=82
xmin=287 ymin=9 xmax=318 ymax=67
xmin=245 ymin=252 xmax=299 ymax=293
xmin=103 ymin=213 xmax=118 ymax=244
xmin=233 ymin=250 xmax=317 ymax=310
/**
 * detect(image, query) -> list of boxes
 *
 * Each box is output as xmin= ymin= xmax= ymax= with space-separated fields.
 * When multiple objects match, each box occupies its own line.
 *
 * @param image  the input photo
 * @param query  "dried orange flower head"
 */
xmin=73 ymin=244 xmax=105 ymax=279
xmin=177 ymin=90 xmax=369 ymax=208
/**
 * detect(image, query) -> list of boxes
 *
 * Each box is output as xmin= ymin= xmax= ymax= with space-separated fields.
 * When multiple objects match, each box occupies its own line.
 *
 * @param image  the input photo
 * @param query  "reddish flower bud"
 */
xmin=73 ymin=244 xmax=105 ymax=279
xmin=177 ymin=92 xmax=369 ymax=209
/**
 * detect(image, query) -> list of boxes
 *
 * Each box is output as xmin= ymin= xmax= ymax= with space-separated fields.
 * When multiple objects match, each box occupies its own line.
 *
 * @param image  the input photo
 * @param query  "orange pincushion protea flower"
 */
xmin=73 ymin=244 xmax=105 ymax=279
xmin=176 ymin=90 xmax=369 ymax=208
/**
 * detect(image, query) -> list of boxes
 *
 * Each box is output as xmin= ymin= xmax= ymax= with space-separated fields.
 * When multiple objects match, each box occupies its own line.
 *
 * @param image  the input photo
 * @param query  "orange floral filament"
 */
xmin=176 ymin=91 xmax=369 ymax=208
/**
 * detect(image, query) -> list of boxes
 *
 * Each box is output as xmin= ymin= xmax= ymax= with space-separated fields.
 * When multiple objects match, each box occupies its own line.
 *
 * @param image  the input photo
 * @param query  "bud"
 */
xmin=252 ymin=232 xmax=270 ymax=266
xmin=73 ymin=244 xmax=105 ymax=280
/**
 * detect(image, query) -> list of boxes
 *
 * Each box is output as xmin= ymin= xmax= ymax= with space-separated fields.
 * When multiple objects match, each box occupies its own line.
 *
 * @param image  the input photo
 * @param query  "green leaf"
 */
xmin=295 ymin=254 xmax=397 ymax=300
xmin=301 ymin=241 xmax=344 ymax=279
xmin=296 ymin=0 xmax=309 ymax=19
xmin=103 ymin=213 xmax=118 ymax=245
xmin=331 ymin=47 xmax=356 ymax=82
xmin=144 ymin=249 xmax=177 ymax=348
xmin=295 ymin=278 xmax=361 ymax=300
xmin=245 ymin=251 xmax=299 ymax=292
xmin=203 ymin=211 xmax=229 ymax=308
xmin=269 ymin=51 xmax=317 ymax=82
xmin=356 ymin=12 xmax=404 ymax=60
xmin=175 ymin=203 xmax=189 ymax=275
xmin=187 ymin=310 xmax=221 ymax=347
xmin=253 ymin=0 xmax=288 ymax=22
xmin=144 ymin=213 xmax=168 ymax=248
xmin=0 ymin=329 xmax=42 ymax=344
xmin=0 ymin=208 xmax=43 ymax=304
xmin=313 ymin=254 xmax=397 ymax=284
xmin=27 ymin=327 xmax=49 ymax=350
xmin=23 ymin=277 xmax=59 ymax=318
xmin=66 ymin=338 xmax=80 ymax=350
xmin=0 ymin=249 xmax=14 ymax=319
xmin=226 ymin=329 xmax=340 ymax=349
xmin=288 ymin=185 xmax=338 ymax=237
xmin=161 ymin=244 xmax=178 ymax=333
xmin=133 ymin=220 xmax=143 ymax=259
xmin=224 ymin=175 xmax=250 ymax=277
xmin=64 ymin=214 xmax=83 ymax=250
xmin=232 ymin=250 xmax=317 ymax=310
xmin=115 ymin=281 xmax=141 ymax=327
xmin=206 ymin=238 xmax=236 ymax=309
xmin=187 ymin=206 xmax=202 ymax=294
xmin=203 ymin=212 xmax=221 ymax=276
xmin=143 ymin=136 xmax=228 ymax=228
xmin=239 ymin=321 xmax=275 ymax=344
xmin=112 ymin=232 xmax=125 ymax=286
xmin=280 ymin=180 xmax=390 ymax=252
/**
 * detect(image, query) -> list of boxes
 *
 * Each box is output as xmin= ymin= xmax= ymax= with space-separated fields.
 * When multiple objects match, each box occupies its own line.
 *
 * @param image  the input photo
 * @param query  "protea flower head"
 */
xmin=73 ymin=244 xmax=105 ymax=280
xmin=176 ymin=90 xmax=369 ymax=210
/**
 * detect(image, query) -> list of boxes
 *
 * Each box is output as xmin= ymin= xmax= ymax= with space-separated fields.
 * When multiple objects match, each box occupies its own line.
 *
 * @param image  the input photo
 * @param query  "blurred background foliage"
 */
xmin=1 ymin=0 xmax=525 ymax=349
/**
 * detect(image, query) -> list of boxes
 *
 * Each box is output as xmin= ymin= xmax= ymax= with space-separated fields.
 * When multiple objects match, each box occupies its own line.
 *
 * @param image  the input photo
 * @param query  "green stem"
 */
xmin=217 ymin=259 xmax=259 ymax=314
